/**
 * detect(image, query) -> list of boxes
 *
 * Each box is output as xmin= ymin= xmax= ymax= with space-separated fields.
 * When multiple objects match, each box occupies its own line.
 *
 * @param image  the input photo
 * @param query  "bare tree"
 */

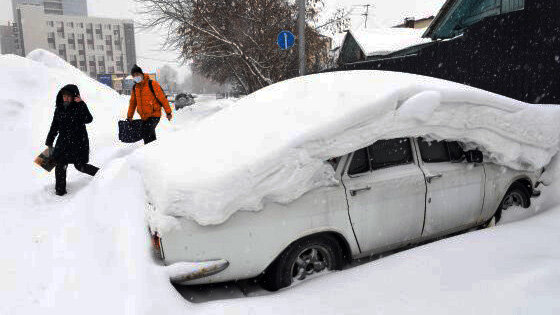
xmin=136 ymin=0 xmax=343 ymax=94
xmin=158 ymin=64 xmax=179 ymax=93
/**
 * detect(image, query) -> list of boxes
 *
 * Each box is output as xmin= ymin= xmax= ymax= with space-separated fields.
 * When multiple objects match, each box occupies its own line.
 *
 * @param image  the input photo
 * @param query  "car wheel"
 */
xmin=260 ymin=235 xmax=344 ymax=292
xmin=488 ymin=183 xmax=530 ymax=226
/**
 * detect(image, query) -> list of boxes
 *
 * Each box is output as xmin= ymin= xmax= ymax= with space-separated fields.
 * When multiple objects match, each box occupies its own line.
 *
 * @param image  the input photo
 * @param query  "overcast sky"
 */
xmin=0 ymin=0 xmax=445 ymax=80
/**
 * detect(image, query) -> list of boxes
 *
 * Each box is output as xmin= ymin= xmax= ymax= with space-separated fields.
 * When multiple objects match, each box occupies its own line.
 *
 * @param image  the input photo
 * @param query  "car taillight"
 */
xmin=151 ymin=233 xmax=165 ymax=260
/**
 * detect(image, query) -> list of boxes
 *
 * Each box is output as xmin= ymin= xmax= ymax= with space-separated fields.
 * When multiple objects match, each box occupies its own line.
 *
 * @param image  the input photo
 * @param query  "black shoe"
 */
xmin=55 ymin=189 xmax=67 ymax=196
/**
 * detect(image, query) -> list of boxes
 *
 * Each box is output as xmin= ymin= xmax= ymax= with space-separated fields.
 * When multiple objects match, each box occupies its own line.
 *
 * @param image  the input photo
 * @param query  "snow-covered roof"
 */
xmin=140 ymin=70 xmax=560 ymax=228
xmin=349 ymin=27 xmax=432 ymax=56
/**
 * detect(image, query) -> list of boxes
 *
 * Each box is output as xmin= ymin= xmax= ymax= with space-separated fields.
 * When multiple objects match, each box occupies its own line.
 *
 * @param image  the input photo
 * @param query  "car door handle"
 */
xmin=426 ymin=173 xmax=443 ymax=183
xmin=350 ymin=186 xmax=371 ymax=196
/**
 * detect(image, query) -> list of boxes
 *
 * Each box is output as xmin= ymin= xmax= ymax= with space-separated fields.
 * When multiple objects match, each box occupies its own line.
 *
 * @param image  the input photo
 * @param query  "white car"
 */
xmin=151 ymin=137 xmax=542 ymax=291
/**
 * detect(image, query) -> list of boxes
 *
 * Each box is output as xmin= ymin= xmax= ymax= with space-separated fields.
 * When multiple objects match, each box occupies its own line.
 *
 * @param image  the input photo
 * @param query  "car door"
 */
xmin=416 ymin=138 xmax=485 ymax=237
xmin=341 ymin=138 xmax=427 ymax=253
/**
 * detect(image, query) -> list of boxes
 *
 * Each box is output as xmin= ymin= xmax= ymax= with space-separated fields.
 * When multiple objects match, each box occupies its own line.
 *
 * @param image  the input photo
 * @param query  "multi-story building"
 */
xmin=0 ymin=22 xmax=18 ymax=54
xmin=14 ymin=3 xmax=136 ymax=78
xmin=12 ymin=0 xmax=88 ymax=18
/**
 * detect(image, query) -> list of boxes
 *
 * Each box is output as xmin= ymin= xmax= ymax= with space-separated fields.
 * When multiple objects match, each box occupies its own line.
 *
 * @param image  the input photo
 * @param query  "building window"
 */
xmin=88 ymin=44 xmax=94 ymax=50
xmin=107 ymin=55 xmax=113 ymax=62
xmin=108 ymin=66 xmax=115 ymax=73
xmin=46 ymin=21 xmax=54 ymax=27
xmin=69 ymin=43 xmax=76 ymax=50
xmin=48 ymin=42 xmax=56 ymax=49
xmin=57 ymin=21 xmax=63 ymax=27
xmin=96 ymin=34 xmax=103 ymax=40
xmin=97 ymin=45 xmax=104 ymax=50
xmin=57 ymin=32 xmax=65 ymax=38
xmin=67 ymin=22 xmax=74 ymax=28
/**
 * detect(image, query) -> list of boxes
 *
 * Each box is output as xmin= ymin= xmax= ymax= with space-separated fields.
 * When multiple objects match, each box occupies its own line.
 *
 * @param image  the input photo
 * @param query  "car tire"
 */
xmin=488 ymin=183 xmax=530 ymax=226
xmin=259 ymin=234 xmax=344 ymax=292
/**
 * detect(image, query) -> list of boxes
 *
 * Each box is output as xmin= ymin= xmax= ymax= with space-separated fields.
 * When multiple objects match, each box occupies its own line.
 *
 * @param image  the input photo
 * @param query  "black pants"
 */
xmin=55 ymin=163 xmax=99 ymax=193
xmin=142 ymin=117 xmax=160 ymax=144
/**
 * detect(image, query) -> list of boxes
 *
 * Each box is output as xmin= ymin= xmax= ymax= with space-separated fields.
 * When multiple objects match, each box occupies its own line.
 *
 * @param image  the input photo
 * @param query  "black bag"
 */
xmin=118 ymin=119 xmax=143 ymax=143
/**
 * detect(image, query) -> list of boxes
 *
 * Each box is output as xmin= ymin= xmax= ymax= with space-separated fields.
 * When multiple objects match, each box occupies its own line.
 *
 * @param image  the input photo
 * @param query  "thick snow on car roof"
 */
xmin=137 ymin=70 xmax=560 ymax=228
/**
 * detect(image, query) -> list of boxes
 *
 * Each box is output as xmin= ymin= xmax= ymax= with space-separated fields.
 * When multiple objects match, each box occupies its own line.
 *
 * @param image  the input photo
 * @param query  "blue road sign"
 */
xmin=277 ymin=31 xmax=295 ymax=50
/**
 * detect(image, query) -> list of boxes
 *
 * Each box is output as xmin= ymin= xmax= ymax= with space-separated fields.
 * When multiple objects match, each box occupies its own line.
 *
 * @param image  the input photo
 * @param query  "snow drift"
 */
xmin=138 ymin=70 xmax=560 ymax=228
xmin=3 ymin=49 xmax=560 ymax=315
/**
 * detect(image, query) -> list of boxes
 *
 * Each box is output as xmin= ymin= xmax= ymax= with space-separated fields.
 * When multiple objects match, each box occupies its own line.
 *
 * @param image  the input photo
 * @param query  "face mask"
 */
xmin=133 ymin=76 xmax=143 ymax=83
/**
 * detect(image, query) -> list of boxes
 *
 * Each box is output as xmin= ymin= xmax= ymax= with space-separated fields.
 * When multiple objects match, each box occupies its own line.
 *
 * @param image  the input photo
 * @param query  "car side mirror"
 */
xmin=465 ymin=150 xmax=483 ymax=163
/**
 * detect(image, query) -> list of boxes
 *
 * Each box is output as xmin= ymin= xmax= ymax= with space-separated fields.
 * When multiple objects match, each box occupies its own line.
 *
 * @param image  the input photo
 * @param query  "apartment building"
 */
xmin=12 ymin=0 xmax=88 ymax=18
xmin=15 ymin=4 xmax=136 ymax=78
xmin=0 ymin=23 xmax=18 ymax=54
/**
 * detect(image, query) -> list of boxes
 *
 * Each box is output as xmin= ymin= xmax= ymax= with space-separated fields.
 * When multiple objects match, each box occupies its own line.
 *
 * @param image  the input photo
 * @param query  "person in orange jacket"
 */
xmin=127 ymin=64 xmax=173 ymax=144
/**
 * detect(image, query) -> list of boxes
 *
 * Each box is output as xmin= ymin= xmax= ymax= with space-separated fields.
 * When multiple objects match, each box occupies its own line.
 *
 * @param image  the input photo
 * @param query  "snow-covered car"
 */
xmin=153 ymin=137 xmax=542 ymax=291
xmin=143 ymin=71 xmax=559 ymax=293
xmin=174 ymin=93 xmax=195 ymax=110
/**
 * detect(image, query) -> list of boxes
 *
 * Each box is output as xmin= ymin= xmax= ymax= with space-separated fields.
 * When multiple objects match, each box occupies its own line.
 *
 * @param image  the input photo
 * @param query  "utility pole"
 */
xmin=298 ymin=0 xmax=306 ymax=76
xmin=363 ymin=4 xmax=371 ymax=28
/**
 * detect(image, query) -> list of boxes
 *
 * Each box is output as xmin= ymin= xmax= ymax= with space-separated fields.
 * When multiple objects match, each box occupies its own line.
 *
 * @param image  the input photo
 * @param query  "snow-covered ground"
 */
xmin=2 ymin=50 xmax=560 ymax=314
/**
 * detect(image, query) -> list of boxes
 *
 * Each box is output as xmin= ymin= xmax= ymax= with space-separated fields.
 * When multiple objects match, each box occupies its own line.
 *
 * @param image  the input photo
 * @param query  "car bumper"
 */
xmin=165 ymin=260 xmax=230 ymax=284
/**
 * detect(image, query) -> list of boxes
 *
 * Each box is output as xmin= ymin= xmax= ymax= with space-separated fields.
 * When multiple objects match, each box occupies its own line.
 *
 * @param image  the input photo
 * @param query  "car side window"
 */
xmin=348 ymin=147 xmax=370 ymax=176
xmin=447 ymin=141 xmax=465 ymax=162
xmin=369 ymin=138 xmax=413 ymax=170
xmin=418 ymin=138 xmax=450 ymax=163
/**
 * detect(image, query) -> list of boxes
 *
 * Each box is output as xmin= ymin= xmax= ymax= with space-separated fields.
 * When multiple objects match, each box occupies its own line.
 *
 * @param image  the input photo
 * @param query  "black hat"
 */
xmin=62 ymin=84 xmax=80 ymax=97
xmin=131 ymin=64 xmax=143 ymax=75
xmin=56 ymin=84 xmax=80 ymax=107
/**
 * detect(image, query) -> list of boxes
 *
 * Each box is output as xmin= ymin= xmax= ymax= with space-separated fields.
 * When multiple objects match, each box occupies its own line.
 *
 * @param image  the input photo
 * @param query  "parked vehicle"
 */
xmin=174 ymin=93 xmax=195 ymax=110
xmin=151 ymin=137 xmax=542 ymax=291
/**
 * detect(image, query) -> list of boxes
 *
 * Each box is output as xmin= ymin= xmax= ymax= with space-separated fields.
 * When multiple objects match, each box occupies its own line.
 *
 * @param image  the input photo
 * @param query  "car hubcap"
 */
xmin=502 ymin=191 xmax=524 ymax=210
xmin=291 ymin=245 xmax=331 ymax=281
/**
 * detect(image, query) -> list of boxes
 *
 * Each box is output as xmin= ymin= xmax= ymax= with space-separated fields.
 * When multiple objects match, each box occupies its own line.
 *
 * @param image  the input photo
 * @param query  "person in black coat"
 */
xmin=46 ymin=84 xmax=99 ymax=196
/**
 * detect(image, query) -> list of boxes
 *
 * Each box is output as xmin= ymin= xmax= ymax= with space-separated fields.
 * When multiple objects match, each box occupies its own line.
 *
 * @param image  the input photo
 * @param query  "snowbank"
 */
xmin=3 ymin=49 xmax=560 ymax=314
xmin=0 ymin=50 xmax=190 ymax=314
xmin=138 ymin=70 xmax=560 ymax=228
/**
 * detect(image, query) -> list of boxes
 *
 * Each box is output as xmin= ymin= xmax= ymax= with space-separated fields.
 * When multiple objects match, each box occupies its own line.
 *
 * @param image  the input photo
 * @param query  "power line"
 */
xmin=136 ymin=55 xmax=180 ymax=63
